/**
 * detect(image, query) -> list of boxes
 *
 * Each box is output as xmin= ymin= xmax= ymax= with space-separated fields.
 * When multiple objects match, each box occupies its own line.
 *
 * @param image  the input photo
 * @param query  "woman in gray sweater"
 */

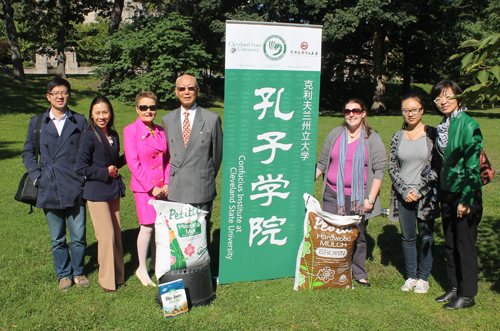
xmin=316 ymin=98 xmax=387 ymax=287
xmin=388 ymin=93 xmax=440 ymax=294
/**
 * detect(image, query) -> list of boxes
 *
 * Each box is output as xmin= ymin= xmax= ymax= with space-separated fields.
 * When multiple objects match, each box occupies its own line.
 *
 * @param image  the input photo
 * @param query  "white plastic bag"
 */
xmin=149 ymin=200 xmax=210 ymax=280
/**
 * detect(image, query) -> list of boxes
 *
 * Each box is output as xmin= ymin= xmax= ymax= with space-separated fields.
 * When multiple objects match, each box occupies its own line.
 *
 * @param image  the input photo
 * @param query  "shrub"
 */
xmin=0 ymin=41 xmax=12 ymax=64
xmin=94 ymin=12 xmax=211 ymax=104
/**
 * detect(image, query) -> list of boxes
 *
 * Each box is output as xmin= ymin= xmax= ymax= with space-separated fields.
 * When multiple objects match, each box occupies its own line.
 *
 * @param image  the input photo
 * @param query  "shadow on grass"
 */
xmin=1 ymin=75 xmax=49 ymax=115
xmin=0 ymin=141 xmax=21 ymax=161
xmin=84 ymin=227 xmax=141 ymax=284
xmin=0 ymin=74 xmax=102 ymax=116
xmin=477 ymin=216 xmax=500 ymax=293
xmin=377 ymin=222 xmax=452 ymax=288
xmin=377 ymin=224 xmax=406 ymax=277
xmin=430 ymin=220 xmax=449 ymax=290
xmin=430 ymin=216 xmax=500 ymax=293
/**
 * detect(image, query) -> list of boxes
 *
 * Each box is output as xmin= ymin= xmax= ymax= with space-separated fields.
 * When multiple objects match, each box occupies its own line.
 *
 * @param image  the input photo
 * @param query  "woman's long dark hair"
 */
xmin=401 ymin=93 xmax=425 ymax=129
xmin=88 ymin=95 xmax=115 ymax=132
xmin=343 ymin=98 xmax=372 ymax=138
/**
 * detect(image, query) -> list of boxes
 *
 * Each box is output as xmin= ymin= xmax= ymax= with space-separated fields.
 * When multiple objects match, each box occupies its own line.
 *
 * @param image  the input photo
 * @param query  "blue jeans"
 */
xmin=44 ymin=205 xmax=87 ymax=280
xmin=398 ymin=199 xmax=435 ymax=281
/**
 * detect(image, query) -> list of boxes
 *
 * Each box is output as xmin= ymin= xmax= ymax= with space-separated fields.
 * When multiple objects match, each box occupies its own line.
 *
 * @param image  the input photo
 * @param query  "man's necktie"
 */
xmin=182 ymin=112 xmax=190 ymax=147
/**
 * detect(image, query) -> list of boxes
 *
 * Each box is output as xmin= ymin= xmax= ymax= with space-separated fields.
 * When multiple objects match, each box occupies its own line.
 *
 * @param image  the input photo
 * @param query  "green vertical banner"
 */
xmin=220 ymin=21 xmax=323 ymax=284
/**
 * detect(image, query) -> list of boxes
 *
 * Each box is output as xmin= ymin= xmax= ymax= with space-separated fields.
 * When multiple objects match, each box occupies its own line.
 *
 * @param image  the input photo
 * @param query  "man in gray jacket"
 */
xmin=162 ymin=74 xmax=223 ymax=247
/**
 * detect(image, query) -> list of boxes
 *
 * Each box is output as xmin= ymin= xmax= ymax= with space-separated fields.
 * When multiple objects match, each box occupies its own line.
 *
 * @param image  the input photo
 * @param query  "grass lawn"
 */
xmin=0 ymin=74 xmax=499 ymax=330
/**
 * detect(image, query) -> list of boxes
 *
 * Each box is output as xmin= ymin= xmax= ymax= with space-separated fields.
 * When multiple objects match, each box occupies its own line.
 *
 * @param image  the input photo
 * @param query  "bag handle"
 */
xmin=34 ymin=113 xmax=44 ymax=164
xmin=91 ymin=126 xmax=114 ymax=166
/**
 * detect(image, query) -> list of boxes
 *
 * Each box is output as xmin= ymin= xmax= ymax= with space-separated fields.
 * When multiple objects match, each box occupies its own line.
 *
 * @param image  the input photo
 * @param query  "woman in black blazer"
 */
xmin=76 ymin=96 xmax=126 ymax=292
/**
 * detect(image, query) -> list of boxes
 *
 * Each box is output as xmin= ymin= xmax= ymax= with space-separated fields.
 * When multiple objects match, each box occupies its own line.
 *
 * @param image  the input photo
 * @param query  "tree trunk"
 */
xmin=108 ymin=0 xmax=124 ymax=36
xmin=2 ymin=0 xmax=25 ymax=81
xmin=402 ymin=39 xmax=411 ymax=95
xmin=371 ymin=20 xmax=387 ymax=113
xmin=56 ymin=0 xmax=66 ymax=78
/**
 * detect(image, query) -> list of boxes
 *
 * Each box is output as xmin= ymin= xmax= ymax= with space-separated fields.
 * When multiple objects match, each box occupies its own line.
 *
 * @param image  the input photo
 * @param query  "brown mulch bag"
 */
xmin=294 ymin=194 xmax=361 ymax=290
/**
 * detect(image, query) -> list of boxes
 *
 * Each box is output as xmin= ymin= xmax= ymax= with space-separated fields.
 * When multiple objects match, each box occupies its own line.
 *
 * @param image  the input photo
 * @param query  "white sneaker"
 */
xmin=401 ymin=278 xmax=417 ymax=291
xmin=414 ymin=279 xmax=429 ymax=294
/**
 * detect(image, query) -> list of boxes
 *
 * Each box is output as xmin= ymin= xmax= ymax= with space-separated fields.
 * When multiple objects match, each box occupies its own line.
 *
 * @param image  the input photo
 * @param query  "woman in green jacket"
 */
xmin=431 ymin=80 xmax=483 ymax=310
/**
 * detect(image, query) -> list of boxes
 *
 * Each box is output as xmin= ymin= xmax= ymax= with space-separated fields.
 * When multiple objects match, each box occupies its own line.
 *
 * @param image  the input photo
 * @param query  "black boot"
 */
xmin=435 ymin=287 xmax=458 ymax=303
xmin=443 ymin=296 xmax=476 ymax=310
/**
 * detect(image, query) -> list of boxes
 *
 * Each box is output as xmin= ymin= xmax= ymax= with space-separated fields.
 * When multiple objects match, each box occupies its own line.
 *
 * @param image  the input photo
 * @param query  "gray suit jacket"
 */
xmin=162 ymin=106 xmax=223 ymax=204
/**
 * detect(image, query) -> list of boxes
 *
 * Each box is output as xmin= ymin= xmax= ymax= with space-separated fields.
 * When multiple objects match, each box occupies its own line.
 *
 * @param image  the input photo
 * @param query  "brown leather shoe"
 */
xmin=74 ymin=275 xmax=90 ymax=287
xmin=58 ymin=277 xmax=72 ymax=291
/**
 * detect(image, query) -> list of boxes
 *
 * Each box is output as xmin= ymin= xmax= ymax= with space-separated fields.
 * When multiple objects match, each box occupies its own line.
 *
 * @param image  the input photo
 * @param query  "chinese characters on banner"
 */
xmin=220 ymin=21 xmax=322 ymax=283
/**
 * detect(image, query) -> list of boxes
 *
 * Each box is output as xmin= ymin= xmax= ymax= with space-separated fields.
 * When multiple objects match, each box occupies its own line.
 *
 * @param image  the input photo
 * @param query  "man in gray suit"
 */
xmin=162 ymin=74 xmax=223 ymax=247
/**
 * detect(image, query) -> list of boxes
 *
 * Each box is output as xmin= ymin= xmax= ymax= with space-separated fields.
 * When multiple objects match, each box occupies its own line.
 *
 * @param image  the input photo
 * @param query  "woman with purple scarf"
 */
xmin=315 ymin=98 xmax=387 ymax=287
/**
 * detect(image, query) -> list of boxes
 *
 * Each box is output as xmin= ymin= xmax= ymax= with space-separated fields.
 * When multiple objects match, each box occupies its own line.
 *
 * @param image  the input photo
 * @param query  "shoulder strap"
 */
xmin=34 ymin=113 xmax=44 ymax=164
xmin=91 ymin=127 xmax=114 ymax=165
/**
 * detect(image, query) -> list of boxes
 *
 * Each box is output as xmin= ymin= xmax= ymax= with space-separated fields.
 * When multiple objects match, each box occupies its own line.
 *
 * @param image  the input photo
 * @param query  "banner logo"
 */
xmin=263 ymin=35 xmax=286 ymax=61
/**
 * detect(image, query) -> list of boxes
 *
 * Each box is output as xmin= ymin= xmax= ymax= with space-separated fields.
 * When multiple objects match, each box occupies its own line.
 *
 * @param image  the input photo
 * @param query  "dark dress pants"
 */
xmin=440 ymin=190 xmax=482 ymax=297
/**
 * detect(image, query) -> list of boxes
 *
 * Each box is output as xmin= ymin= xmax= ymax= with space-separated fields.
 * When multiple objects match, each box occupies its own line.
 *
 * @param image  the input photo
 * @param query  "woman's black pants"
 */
xmin=440 ymin=190 xmax=482 ymax=297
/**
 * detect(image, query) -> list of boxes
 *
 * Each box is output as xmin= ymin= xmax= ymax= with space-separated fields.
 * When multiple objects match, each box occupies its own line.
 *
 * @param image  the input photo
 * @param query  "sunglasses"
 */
xmin=344 ymin=108 xmax=362 ymax=115
xmin=176 ymin=86 xmax=196 ymax=92
xmin=138 ymin=105 xmax=157 ymax=112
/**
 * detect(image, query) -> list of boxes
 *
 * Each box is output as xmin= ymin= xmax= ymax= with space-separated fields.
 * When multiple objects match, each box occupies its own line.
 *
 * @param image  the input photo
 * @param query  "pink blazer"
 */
xmin=124 ymin=117 xmax=170 ymax=193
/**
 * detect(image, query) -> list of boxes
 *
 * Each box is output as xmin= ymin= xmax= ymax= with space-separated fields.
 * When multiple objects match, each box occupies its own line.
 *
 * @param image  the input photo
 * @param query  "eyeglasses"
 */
xmin=344 ymin=108 xmax=362 ymax=115
xmin=48 ymin=91 xmax=69 ymax=97
xmin=176 ymin=86 xmax=196 ymax=92
xmin=434 ymin=95 xmax=453 ymax=104
xmin=401 ymin=107 xmax=423 ymax=116
xmin=138 ymin=105 xmax=157 ymax=112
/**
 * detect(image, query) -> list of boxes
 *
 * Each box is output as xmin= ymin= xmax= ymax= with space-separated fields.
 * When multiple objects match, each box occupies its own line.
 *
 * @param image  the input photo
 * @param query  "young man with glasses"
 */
xmin=162 ymin=74 xmax=223 ymax=250
xmin=22 ymin=76 xmax=89 ymax=291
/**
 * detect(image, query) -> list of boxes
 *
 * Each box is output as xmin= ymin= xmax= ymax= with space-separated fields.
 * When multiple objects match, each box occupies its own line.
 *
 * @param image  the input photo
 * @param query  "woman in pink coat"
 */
xmin=124 ymin=91 xmax=170 ymax=286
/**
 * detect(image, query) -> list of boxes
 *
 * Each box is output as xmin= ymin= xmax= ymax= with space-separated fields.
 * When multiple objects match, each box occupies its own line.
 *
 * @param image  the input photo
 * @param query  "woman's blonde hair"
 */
xmin=135 ymin=91 xmax=157 ymax=107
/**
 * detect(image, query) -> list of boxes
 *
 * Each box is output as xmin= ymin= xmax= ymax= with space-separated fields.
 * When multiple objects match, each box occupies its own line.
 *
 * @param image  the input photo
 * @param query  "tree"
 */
xmin=387 ymin=0 xmax=464 ymax=94
xmin=15 ymin=0 xmax=109 ymax=77
xmin=452 ymin=33 xmax=500 ymax=108
xmin=95 ymin=12 xmax=211 ymax=104
xmin=108 ymin=0 xmax=124 ymax=36
xmin=324 ymin=0 xmax=420 ymax=112
xmin=152 ymin=0 xmax=250 ymax=77
xmin=1 ymin=0 xmax=25 ymax=81
xmin=71 ymin=21 xmax=108 ymax=66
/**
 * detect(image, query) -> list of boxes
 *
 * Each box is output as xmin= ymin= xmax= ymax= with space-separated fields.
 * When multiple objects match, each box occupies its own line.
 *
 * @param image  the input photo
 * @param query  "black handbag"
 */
xmin=15 ymin=113 xmax=44 ymax=213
